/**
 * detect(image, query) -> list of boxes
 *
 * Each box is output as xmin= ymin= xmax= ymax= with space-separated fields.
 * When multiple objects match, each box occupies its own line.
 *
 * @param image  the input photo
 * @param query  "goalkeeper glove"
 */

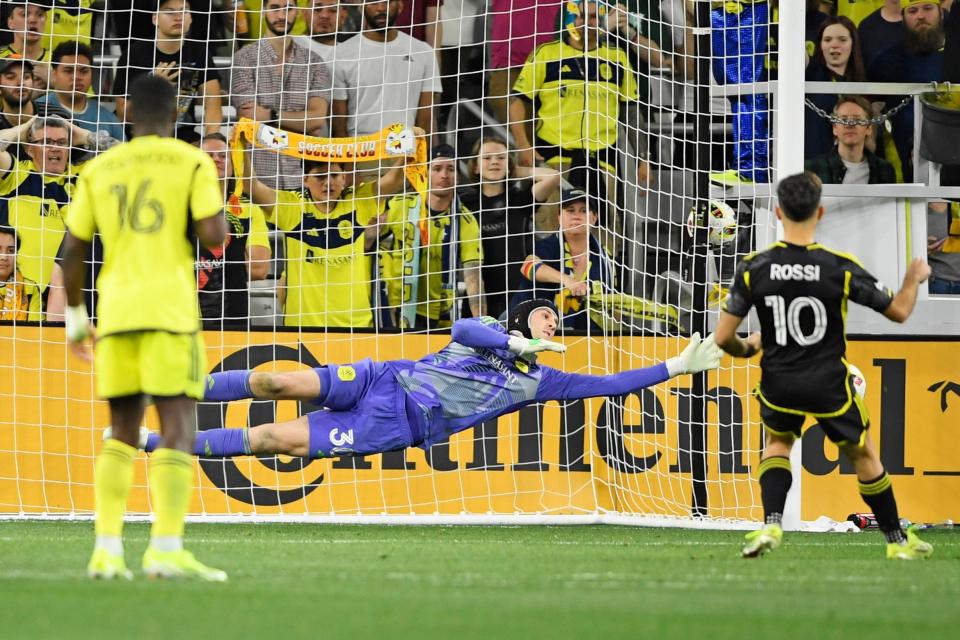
xmin=507 ymin=335 xmax=567 ymax=358
xmin=65 ymin=304 xmax=92 ymax=343
xmin=666 ymin=332 xmax=722 ymax=376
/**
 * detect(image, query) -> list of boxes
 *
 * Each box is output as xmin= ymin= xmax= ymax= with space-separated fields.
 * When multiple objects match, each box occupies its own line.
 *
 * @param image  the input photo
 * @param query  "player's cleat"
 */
xmin=886 ymin=526 xmax=934 ymax=560
xmin=142 ymin=547 xmax=228 ymax=582
xmin=742 ymin=523 xmax=783 ymax=558
xmin=102 ymin=426 xmax=151 ymax=450
xmin=87 ymin=548 xmax=133 ymax=580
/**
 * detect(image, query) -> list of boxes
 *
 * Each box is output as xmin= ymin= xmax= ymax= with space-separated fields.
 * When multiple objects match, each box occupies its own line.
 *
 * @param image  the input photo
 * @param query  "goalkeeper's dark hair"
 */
xmin=508 ymin=299 xmax=559 ymax=339
xmin=128 ymin=75 xmax=178 ymax=134
xmin=776 ymin=172 xmax=822 ymax=222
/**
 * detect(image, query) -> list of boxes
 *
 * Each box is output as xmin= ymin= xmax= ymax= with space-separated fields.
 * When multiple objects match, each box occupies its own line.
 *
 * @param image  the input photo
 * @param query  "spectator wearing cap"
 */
xmin=38 ymin=41 xmax=125 ymax=142
xmin=237 ymin=131 xmax=414 ymax=328
xmin=0 ymin=56 xmax=37 ymax=134
xmin=1 ymin=2 xmax=51 ymax=87
xmin=805 ymin=95 xmax=896 ymax=184
xmin=513 ymin=188 xmax=614 ymax=332
xmin=381 ymin=143 xmax=485 ymax=329
xmin=0 ymin=224 xmax=41 ymax=321
xmin=805 ymin=16 xmax=867 ymax=161
xmin=459 ymin=134 xmax=561 ymax=320
xmin=868 ymin=0 xmax=951 ymax=182
xmin=232 ymin=0 xmax=332 ymax=190
xmin=332 ymin=0 xmax=441 ymax=140
xmin=859 ymin=0 xmax=906 ymax=67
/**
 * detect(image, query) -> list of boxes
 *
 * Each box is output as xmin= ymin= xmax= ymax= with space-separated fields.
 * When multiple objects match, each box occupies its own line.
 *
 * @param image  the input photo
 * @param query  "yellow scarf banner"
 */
xmin=230 ymin=118 xmax=428 ymax=201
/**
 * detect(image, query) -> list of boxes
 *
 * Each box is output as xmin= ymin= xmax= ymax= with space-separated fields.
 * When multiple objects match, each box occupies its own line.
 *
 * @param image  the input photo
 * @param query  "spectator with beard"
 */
xmin=232 ymin=0 xmax=332 ymax=189
xmin=332 ymin=0 xmax=441 ymax=139
xmin=112 ymin=0 xmax=223 ymax=138
xmin=294 ymin=0 xmax=349 ymax=61
xmin=805 ymin=16 xmax=867 ymax=160
xmin=459 ymin=135 xmax=561 ymax=320
xmin=859 ymin=0 xmax=906 ymax=67
xmin=868 ymin=0 xmax=947 ymax=181
xmin=194 ymin=133 xmax=271 ymax=327
xmin=0 ymin=57 xmax=36 ymax=139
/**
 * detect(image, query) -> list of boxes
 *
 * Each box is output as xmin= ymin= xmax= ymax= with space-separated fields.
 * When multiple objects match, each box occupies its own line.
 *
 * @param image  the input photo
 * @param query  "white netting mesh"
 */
xmin=0 ymin=0 xmax=782 ymax=525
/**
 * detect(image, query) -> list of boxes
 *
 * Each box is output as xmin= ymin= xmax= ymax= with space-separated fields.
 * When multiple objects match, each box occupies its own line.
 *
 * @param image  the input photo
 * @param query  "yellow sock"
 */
xmin=94 ymin=439 xmax=137 ymax=537
xmin=148 ymin=448 xmax=194 ymax=540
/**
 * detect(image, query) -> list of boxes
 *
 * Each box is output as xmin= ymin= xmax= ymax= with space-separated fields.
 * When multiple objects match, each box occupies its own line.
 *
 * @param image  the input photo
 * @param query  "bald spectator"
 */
xmin=233 ymin=0 xmax=332 ymax=189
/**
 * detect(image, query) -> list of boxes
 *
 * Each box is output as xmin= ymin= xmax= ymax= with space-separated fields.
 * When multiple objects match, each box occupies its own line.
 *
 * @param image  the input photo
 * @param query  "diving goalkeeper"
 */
xmin=124 ymin=300 xmax=721 ymax=459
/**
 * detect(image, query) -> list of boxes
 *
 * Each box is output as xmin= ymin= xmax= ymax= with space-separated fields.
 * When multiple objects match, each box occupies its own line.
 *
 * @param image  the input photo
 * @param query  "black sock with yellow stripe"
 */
xmin=758 ymin=456 xmax=792 ymax=525
xmin=858 ymin=471 xmax=906 ymax=544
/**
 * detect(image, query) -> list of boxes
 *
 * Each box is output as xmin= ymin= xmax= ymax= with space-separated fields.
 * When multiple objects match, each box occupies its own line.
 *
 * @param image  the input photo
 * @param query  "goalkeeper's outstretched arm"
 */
xmin=535 ymin=333 xmax=722 ymax=402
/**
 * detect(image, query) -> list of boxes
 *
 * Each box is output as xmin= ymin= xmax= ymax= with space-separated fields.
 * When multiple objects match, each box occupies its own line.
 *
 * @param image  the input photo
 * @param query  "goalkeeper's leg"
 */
xmin=203 ymin=369 xmax=321 ymax=402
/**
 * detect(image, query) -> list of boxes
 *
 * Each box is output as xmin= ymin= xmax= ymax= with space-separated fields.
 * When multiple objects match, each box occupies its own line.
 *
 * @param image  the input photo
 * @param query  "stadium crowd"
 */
xmin=0 ymin=0 xmax=957 ymax=328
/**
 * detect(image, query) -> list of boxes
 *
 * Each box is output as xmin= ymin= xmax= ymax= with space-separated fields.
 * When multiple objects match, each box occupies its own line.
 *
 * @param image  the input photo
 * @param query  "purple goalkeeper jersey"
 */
xmin=386 ymin=317 xmax=671 ymax=449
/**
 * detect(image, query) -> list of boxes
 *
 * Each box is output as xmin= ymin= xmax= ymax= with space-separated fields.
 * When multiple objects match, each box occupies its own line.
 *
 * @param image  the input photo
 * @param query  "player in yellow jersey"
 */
xmin=61 ymin=75 xmax=229 ymax=581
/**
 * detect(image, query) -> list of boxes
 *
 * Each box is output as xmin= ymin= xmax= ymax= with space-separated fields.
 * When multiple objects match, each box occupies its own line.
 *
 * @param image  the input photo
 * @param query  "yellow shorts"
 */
xmin=95 ymin=331 xmax=206 ymax=400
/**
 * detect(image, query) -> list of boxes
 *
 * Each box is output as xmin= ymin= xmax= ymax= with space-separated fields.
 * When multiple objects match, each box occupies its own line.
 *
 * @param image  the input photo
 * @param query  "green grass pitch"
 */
xmin=1 ymin=522 xmax=958 ymax=639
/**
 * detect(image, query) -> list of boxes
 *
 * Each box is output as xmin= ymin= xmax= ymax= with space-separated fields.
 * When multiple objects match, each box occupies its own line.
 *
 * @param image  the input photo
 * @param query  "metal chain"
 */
xmin=804 ymin=95 xmax=913 ymax=126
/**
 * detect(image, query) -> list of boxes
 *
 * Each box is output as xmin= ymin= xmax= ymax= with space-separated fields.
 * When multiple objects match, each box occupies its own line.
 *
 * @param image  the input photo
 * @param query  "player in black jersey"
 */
xmin=715 ymin=172 xmax=933 ymax=560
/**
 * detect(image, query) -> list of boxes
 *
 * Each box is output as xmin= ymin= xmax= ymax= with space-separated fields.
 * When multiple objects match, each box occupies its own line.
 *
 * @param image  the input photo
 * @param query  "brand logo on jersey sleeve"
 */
xmin=337 ymin=365 xmax=356 ymax=381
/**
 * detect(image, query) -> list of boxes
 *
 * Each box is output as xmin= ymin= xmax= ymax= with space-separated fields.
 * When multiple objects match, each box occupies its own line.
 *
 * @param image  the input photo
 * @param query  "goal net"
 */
xmin=0 ymin=0 xmax=780 ymax=526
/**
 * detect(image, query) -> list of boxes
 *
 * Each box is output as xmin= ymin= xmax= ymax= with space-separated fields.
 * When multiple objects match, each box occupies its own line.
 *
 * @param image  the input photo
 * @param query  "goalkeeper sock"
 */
xmin=94 ymin=439 xmax=137 ymax=544
xmin=194 ymin=428 xmax=252 ymax=457
xmin=146 ymin=429 xmax=251 ymax=456
xmin=148 ymin=448 xmax=194 ymax=545
xmin=758 ymin=456 xmax=792 ymax=525
xmin=204 ymin=370 xmax=253 ymax=401
xmin=859 ymin=471 xmax=906 ymax=544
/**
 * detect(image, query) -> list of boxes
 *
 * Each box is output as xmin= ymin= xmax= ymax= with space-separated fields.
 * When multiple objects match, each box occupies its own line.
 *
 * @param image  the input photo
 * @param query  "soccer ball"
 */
xmin=685 ymin=200 xmax=738 ymax=247
xmin=848 ymin=363 xmax=866 ymax=399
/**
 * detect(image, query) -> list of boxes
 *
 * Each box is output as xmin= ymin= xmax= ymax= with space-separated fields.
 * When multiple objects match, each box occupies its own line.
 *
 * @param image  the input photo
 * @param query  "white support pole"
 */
xmin=775 ymin=0 xmax=807 ymax=532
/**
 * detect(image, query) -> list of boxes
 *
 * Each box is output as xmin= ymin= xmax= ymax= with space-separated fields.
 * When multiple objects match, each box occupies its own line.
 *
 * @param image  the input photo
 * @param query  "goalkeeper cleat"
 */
xmin=102 ymin=426 xmax=151 ymax=450
xmin=742 ymin=523 xmax=783 ymax=558
xmin=886 ymin=526 xmax=934 ymax=560
xmin=142 ymin=547 xmax=228 ymax=582
xmin=87 ymin=548 xmax=133 ymax=580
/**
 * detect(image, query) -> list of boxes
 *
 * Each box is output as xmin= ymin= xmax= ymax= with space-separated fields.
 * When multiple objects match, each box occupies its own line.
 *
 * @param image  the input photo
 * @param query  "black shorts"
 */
xmin=757 ymin=372 xmax=869 ymax=446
